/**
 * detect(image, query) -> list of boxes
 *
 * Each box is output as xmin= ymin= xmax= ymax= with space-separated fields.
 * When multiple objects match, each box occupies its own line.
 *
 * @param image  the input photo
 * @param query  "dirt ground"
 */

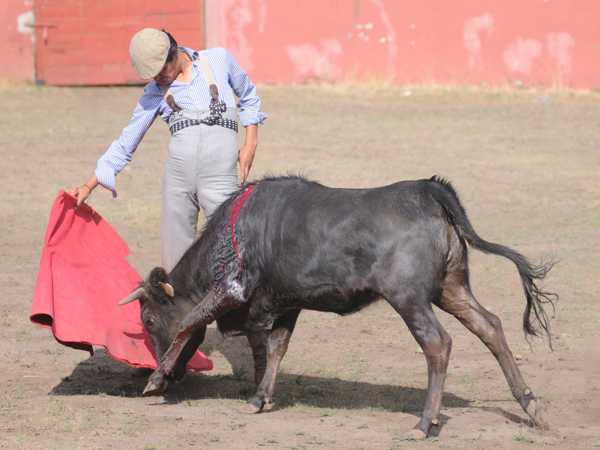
xmin=0 ymin=81 xmax=599 ymax=450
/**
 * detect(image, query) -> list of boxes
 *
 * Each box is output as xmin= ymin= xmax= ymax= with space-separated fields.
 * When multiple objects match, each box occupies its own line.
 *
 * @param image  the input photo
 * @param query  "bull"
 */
xmin=120 ymin=175 xmax=556 ymax=439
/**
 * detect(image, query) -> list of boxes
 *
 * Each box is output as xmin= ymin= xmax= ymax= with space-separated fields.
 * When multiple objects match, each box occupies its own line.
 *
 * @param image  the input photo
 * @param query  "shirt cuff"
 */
xmin=239 ymin=111 xmax=268 ymax=127
xmin=95 ymin=160 xmax=118 ymax=198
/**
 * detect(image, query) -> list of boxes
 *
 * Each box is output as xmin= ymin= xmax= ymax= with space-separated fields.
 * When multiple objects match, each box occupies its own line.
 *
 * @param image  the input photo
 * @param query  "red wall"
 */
xmin=34 ymin=0 xmax=203 ymax=86
xmin=2 ymin=1 xmax=600 ymax=88
xmin=0 ymin=0 xmax=35 ymax=82
xmin=211 ymin=0 xmax=600 ymax=89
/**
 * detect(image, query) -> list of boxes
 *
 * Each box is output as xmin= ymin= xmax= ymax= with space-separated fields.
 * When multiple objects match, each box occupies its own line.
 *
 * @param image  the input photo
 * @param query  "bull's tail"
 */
xmin=427 ymin=176 xmax=558 ymax=346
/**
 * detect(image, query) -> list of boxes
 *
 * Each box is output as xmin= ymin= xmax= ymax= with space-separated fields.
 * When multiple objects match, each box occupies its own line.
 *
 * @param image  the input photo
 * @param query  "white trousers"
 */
xmin=161 ymin=108 xmax=239 ymax=272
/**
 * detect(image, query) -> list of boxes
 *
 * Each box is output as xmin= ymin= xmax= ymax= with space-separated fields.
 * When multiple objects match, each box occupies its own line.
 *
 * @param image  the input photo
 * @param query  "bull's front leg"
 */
xmin=144 ymin=281 xmax=245 ymax=395
xmin=241 ymin=309 xmax=300 ymax=414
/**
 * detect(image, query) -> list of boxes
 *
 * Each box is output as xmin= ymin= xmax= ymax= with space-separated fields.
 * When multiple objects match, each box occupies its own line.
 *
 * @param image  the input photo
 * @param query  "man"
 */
xmin=71 ymin=28 xmax=268 ymax=384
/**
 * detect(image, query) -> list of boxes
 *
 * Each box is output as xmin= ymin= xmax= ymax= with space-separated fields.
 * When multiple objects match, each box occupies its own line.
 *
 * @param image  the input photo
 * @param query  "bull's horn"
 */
xmin=118 ymin=287 xmax=147 ymax=305
xmin=160 ymin=282 xmax=175 ymax=297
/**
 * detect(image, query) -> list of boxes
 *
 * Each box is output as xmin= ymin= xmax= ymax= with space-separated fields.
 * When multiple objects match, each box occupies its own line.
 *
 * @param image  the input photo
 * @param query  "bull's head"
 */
xmin=119 ymin=267 xmax=206 ymax=382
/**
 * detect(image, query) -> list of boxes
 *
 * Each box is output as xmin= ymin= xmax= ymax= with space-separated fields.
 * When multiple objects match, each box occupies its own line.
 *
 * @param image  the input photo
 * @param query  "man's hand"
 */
xmin=238 ymin=124 xmax=258 ymax=184
xmin=238 ymin=143 xmax=256 ymax=184
xmin=69 ymin=174 xmax=99 ymax=209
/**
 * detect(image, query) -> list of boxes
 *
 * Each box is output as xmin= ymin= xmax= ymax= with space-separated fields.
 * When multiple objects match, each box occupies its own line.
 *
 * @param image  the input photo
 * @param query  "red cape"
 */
xmin=30 ymin=191 xmax=212 ymax=372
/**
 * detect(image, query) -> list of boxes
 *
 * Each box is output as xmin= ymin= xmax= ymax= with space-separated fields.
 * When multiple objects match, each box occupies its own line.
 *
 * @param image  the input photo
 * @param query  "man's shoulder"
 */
xmin=140 ymin=81 xmax=165 ymax=105
xmin=178 ymin=46 xmax=199 ymax=58
xmin=142 ymin=81 xmax=162 ymax=95
xmin=200 ymin=47 xmax=231 ymax=59
xmin=178 ymin=46 xmax=229 ymax=57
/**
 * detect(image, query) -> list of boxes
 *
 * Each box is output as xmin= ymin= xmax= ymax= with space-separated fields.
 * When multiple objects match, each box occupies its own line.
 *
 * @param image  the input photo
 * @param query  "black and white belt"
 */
xmin=169 ymin=101 xmax=238 ymax=135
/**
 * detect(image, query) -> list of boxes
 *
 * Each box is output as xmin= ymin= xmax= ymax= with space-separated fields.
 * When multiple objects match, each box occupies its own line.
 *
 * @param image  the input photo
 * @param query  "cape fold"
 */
xmin=30 ymin=191 xmax=212 ymax=372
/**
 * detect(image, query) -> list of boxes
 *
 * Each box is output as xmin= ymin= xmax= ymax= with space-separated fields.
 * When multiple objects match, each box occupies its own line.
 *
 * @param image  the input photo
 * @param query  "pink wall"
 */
xmin=33 ymin=0 xmax=203 ymax=86
xmin=0 ymin=0 xmax=35 ymax=82
xmin=210 ymin=0 xmax=600 ymax=89
xmin=2 ymin=1 xmax=599 ymax=87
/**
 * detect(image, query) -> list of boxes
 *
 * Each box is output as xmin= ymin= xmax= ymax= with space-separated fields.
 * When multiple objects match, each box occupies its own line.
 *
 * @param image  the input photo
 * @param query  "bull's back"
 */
xmin=240 ymin=177 xmax=450 ymax=294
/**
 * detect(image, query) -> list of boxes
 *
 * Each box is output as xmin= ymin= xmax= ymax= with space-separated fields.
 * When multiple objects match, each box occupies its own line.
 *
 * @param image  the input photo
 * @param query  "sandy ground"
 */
xmin=0 ymin=82 xmax=599 ymax=449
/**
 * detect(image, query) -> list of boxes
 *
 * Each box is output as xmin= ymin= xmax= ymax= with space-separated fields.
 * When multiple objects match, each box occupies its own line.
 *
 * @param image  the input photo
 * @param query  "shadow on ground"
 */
xmin=48 ymin=327 xmax=473 ymax=416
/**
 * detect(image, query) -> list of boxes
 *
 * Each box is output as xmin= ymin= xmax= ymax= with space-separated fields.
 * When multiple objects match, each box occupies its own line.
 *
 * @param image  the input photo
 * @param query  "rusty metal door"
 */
xmin=34 ymin=0 xmax=203 ymax=85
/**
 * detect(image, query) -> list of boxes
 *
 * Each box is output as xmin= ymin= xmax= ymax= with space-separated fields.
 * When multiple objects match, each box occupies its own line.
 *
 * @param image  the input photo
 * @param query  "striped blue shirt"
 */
xmin=95 ymin=46 xmax=268 ymax=197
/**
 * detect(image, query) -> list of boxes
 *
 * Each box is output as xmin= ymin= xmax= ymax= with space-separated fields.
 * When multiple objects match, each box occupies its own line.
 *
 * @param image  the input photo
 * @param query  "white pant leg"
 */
xmin=161 ymin=109 xmax=239 ymax=272
xmin=196 ymin=108 xmax=239 ymax=218
xmin=161 ymin=119 xmax=200 ymax=273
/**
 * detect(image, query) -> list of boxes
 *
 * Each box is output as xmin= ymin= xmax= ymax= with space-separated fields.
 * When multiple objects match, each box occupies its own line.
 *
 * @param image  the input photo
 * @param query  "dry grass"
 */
xmin=0 ymin=82 xmax=599 ymax=449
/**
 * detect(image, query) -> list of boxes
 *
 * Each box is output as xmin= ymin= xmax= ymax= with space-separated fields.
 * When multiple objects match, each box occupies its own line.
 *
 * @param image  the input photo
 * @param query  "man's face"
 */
xmin=153 ymin=58 xmax=177 ymax=85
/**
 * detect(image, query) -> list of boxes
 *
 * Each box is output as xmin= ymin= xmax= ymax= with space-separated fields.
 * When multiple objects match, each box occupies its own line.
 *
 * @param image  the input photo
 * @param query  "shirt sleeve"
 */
xmin=222 ymin=48 xmax=268 ymax=127
xmin=95 ymin=85 xmax=163 ymax=197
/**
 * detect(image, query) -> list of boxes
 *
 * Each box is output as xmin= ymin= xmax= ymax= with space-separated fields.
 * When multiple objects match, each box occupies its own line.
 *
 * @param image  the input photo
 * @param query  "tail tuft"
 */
xmin=428 ymin=177 xmax=558 ymax=347
xmin=520 ymin=254 xmax=558 ymax=347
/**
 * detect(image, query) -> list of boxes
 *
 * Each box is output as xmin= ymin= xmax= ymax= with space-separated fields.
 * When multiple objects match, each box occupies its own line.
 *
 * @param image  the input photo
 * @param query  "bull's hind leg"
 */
xmin=388 ymin=297 xmax=453 ymax=439
xmin=436 ymin=271 xmax=546 ymax=428
xmin=241 ymin=309 xmax=301 ymax=414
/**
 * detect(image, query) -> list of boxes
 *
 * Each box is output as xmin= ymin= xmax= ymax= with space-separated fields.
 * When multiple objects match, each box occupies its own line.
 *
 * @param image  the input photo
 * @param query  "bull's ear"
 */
xmin=119 ymin=287 xmax=147 ymax=305
xmin=160 ymin=282 xmax=175 ymax=297
xmin=148 ymin=267 xmax=169 ymax=284
xmin=148 ymin=267 xmax=174 ymax=301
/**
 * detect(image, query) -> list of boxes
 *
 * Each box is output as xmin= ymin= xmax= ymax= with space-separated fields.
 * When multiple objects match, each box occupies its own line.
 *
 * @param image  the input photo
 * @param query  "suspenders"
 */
xmin=196 ymin=53 xmax=220 ymax=104
xmin=158 ymin=52 xmax=220 ymax=111
xmin=158 ymin=52 xmax=238 ymax=135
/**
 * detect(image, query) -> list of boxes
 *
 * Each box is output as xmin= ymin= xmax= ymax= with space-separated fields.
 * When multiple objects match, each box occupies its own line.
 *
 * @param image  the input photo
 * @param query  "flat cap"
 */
xmin=129 ymin=28 xmax=170 ymax=80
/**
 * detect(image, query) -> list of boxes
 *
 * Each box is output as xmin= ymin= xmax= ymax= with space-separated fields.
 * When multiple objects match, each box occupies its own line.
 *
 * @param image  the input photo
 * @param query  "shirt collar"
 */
xmin=178 ymin=46 xmax=200 ymax=82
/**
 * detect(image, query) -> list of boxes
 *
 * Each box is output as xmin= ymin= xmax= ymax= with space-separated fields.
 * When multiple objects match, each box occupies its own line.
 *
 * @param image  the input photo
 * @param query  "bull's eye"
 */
xmin=145 ymin=318 xmax=156 ymax=329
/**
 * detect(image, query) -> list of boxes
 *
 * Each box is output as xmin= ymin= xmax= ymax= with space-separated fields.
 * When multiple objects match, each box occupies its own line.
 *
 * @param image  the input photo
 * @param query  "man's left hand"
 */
xmin=238 ymin=143 xmax=256 ymax=184
xmin=238 ymin=124 xmax=258 ymax=184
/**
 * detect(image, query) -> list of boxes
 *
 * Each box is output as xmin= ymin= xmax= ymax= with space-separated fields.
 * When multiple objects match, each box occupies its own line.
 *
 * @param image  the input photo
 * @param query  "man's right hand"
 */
xmin=70 ymin=174 xmax=99 ymax=209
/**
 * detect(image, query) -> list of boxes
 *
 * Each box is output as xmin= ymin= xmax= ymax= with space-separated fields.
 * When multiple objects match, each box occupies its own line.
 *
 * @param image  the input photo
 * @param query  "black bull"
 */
xmin=120 ymin=175 xmax=556 ymax=439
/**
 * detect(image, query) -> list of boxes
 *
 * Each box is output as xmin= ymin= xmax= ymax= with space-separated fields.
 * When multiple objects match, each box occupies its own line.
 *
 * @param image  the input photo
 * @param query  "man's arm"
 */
xmin=238 ymin=124 xmax=258 ymax=184
xmin=70 ymin=174 xmax=99 ymax=209
xmin=72 ymin=85 xmax=162 ymax=204
xmin=221 ymin=49 xmax=266 ymax=184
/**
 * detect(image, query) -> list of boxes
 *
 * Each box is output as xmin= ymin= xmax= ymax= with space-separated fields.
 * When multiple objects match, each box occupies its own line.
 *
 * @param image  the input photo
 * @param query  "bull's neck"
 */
xmin=169 ymin=262 xmax=211 ymax=308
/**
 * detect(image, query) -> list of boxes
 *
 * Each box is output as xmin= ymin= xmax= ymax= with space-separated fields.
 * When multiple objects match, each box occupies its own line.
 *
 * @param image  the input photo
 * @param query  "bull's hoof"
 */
xmin=173 ymin=366 xmax=187 ymax=383
xmin=402 ymin=428 xmax=427 ymax=440
xmin=143 ymin=379 xmax=169 ymax=396
xmin=142 ymin=369 xmax=169 ymax=395
xmin=143 ymin=367 xmax=170 ymax=396
xmin=240 ymin=396 xmax=265 ymax=414
xmin=174 ymin=372 xmax=187 ymax=384
xmin=525 ymin=398 xmax=548 ymax=430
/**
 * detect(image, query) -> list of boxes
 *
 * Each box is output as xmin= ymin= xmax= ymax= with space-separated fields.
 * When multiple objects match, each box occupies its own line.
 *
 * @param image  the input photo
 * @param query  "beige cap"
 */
xmin=129 ymin=28 xmax=171 ymax=80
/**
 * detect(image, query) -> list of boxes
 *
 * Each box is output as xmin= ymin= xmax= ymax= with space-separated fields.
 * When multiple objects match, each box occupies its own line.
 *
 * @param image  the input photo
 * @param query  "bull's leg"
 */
xmin=172 ymin=326 xmax=207 ymax=383
xmin=144 ymin=282 xmax=245 ymax=395
xmin=240 ymin=310 xmax=301 ymax=414
xmin=388 ymin=298 xmax=452 ymax=440
xmin=246 ymin=331 xmax=269 ymax=386
xmin=435 ymin=271 xmax=546 ymax=428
